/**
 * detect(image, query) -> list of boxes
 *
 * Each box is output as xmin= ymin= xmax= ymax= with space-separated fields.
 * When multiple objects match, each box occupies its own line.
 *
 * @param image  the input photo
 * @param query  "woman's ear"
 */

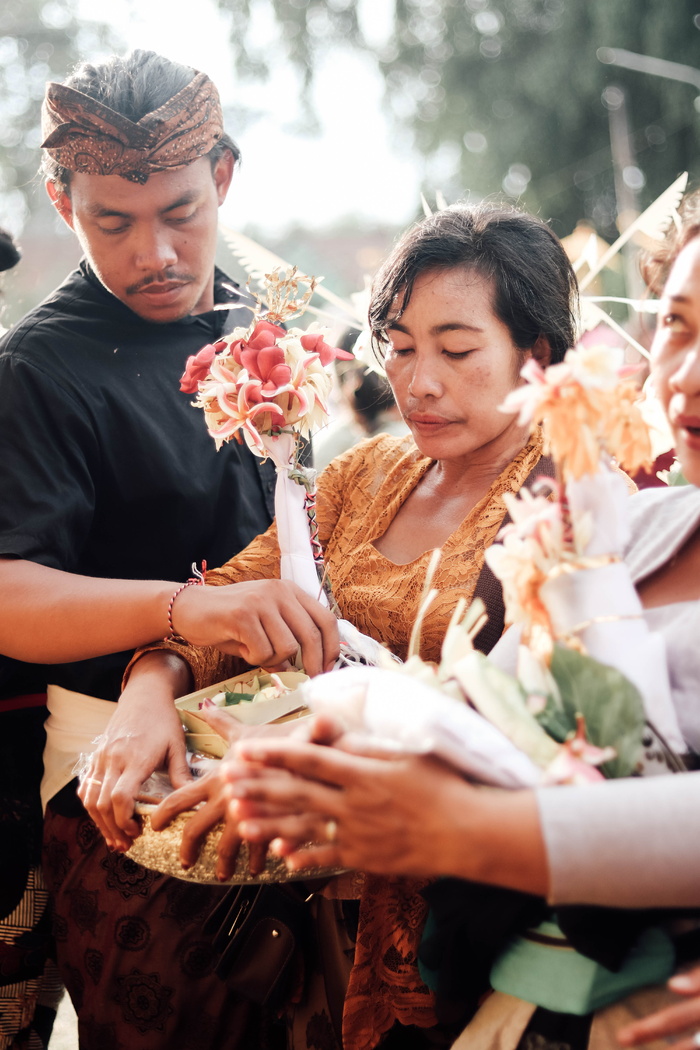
xmin=531 ymin=335 xmax=552 ymax=369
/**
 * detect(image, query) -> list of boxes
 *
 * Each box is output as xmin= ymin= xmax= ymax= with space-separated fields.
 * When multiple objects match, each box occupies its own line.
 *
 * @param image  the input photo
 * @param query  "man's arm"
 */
xmin=0 ymin=557 xmax=339 ymax=675
xmin=0 ymin=557 xmax=176 ymax=662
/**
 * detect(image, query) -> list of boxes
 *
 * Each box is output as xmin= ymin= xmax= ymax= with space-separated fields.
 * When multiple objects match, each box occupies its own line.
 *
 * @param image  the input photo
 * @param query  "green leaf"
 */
xmin=224 ymin=690 xmax=257 ymax=706
xmin=548 ymin=645 xmax=646 ymax=777
xmin=535 ymin=696 xmax=573 ymax=745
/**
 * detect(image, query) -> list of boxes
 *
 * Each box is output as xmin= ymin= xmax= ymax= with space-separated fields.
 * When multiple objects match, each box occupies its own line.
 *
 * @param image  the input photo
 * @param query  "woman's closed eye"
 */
xmin=443 ymin=349 xmax=476 ymax=359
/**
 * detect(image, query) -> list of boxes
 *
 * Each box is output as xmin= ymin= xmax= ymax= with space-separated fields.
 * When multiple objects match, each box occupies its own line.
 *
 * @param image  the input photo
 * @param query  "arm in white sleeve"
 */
xmin=537 ymin=772 xmax=700 ymax=909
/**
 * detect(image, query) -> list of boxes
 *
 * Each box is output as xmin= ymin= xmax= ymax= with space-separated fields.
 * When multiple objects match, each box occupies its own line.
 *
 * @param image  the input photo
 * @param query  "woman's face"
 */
xmin=383 ymin=267 xmax=535 ymax=467
xmin=651 ymin=235 xmax=700 ymax=487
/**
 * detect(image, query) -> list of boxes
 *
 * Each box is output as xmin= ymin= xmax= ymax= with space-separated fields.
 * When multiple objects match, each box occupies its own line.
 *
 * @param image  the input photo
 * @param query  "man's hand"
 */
xmin=173 ymin=579 xmax=340 ymax=677
xmin=218 ymin=715 xmax=548 ymax=896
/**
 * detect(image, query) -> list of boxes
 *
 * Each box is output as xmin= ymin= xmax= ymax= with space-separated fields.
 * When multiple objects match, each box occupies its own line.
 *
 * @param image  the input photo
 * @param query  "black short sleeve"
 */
xmin=0 ymin=354 xmax=99 ymax=570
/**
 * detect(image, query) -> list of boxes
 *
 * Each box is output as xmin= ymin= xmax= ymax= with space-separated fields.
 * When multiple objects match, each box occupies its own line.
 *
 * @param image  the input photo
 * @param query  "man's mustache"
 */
xmin=126 ymin=271 xmax=195 ymax=295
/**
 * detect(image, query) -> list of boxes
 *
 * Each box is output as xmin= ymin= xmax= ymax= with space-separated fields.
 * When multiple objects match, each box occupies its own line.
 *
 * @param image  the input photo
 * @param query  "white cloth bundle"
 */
xmin=300 ymin=665 xmax=541 ymax=788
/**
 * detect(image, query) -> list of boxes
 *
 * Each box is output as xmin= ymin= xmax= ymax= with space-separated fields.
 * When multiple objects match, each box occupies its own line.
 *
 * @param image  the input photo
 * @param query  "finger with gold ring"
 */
xmin=324 ymin=819 xmax=337 ymax=843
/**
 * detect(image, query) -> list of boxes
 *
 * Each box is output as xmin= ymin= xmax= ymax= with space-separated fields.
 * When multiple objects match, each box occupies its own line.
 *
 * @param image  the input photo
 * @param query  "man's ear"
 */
xmin=531 ymin=335 xmax=552 ymax=369
xmin=212 ymin=151 xmax=235 ymax=206
xmin=46 ymin=181 xmax=74 ymax=230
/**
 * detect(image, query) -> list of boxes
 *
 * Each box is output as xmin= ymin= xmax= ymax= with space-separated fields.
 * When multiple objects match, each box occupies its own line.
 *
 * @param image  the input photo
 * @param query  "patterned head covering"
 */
xmin=41 ymin=71 xmax=224 ymax=184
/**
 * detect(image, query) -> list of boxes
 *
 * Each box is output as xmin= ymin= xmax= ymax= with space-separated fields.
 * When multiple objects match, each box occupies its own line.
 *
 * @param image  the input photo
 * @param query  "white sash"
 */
xmin=41 ymin=684 xmax=114 ymax=812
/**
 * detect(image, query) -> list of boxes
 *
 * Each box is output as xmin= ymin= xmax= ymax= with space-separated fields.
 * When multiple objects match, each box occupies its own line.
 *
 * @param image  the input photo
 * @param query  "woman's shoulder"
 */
xmin=625 ymin=483 xmax=700 ymax=581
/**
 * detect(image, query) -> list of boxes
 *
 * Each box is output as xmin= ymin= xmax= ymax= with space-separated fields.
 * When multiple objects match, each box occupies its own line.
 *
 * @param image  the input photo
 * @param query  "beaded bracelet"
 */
xmin=167 ymin=561 xmax=207 ymax=643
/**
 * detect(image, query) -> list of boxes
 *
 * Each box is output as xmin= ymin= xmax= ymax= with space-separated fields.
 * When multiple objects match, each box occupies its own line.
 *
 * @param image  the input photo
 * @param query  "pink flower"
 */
xmin=543 ymin=715 xmax=616 ymax=785
xmin=229 ymin=320 xmax=295 ymax=396
xmin=254 ymin=347 xmax=294 ymax=394
xmin=231 ymin=320 xmax=287 ymax=369
xmin=300 ymin=332 xmax=354 ymax=366
xmin=248 ymin=320 xmax=288 ymax=350
xmin=180 ymin=343 xmax=223 ymax=393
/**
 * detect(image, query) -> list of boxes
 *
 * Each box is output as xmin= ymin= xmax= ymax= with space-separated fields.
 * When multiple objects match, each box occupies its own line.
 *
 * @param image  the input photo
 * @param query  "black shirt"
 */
xmin=0 ymin=261 xmax=275 ymax=702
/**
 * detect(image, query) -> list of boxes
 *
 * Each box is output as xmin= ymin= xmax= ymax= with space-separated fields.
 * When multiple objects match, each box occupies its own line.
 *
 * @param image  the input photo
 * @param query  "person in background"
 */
xmin=314 ymin=358 xmax=408 ymax=470
xmin=0 ymin=227 xmax=20 ymax=335
xmin=0 ymin=229 xmax=20 ymax=273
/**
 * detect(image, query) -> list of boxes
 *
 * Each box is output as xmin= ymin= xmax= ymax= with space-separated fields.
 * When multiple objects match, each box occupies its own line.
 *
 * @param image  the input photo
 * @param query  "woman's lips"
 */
xmin=675 ymin=415 xmax=700 ymax=450
xmin=407 ymin=414 xmax=456 ymax=433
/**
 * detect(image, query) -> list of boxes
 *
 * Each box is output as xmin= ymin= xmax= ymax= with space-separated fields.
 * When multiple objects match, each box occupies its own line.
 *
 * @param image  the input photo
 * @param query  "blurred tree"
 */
xmin=213 ymin=0 xmax=700 ymax=238
xmin=0 ymin=0 xmax=118 ymax=236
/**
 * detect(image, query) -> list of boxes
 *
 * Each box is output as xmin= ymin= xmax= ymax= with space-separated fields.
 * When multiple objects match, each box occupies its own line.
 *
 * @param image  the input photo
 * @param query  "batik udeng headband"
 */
xmin=41 ymin=71 xmax=224 ymax=184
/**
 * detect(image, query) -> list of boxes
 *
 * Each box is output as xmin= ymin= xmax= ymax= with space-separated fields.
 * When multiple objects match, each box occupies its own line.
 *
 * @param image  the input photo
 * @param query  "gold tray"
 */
xmin=125 ymin=670 xmax=323 ymax=883
xmin=127 ymin=805 xmax=344 ymax=884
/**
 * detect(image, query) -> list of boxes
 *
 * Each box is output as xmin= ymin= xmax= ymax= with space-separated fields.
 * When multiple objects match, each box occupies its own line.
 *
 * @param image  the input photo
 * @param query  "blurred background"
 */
xmin=0 ymin=0 xmax=698 ymax=329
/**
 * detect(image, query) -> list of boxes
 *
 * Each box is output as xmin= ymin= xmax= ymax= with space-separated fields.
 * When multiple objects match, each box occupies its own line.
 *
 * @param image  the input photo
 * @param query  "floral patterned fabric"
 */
xmin=42 ymin=794 xmax=284 ymax=1050
xmin=136 ymin=430 xmax=547 ymax=1049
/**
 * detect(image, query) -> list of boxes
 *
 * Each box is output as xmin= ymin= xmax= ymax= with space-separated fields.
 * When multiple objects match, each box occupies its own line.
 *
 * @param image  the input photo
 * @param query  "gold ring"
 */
xmin=84 ymin=777 xmax=103 ymax=786
xmin=325 ymin=819 xmax=338 ymax=843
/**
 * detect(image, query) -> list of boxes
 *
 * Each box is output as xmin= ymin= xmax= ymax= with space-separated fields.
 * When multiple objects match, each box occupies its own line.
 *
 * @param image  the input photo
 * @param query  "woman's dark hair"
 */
xmin=369 ymin=203 xmax=578 ymax=365
xmin=41 ymin=50 xmax=240 ymax=193
xmin=641 ymin=188 xmax=700 ymax=296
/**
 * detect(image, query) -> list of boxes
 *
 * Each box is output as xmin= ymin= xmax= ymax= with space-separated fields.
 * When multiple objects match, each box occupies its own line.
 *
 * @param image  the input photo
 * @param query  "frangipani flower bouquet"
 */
xmin=180 ymin=267 xmax=352 ymax=604
xmin=180 ymin=267 xmax=392 ymax=666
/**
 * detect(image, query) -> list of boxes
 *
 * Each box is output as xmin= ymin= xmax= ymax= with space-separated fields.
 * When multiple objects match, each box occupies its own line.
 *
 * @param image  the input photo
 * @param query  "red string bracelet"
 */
xmin=167 ymin=561 xmax=207 ymax=643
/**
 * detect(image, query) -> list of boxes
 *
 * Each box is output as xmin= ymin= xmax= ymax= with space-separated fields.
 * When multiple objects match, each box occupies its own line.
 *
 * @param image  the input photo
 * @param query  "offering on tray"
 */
xmin=123 ymin=667 xmax=331 ymax=884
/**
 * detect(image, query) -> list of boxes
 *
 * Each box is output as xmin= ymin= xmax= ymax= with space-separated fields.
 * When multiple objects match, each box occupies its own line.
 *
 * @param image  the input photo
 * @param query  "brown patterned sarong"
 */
xmin=42 ymin=790 xmax=284 ymax=1050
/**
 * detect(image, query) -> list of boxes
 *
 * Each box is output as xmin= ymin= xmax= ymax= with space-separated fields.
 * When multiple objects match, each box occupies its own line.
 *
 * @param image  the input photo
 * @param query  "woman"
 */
xmin=82 ymin=202 xmax=578 ymax=1049
xmin=221 ymin=190 xmax=700 ymax=1050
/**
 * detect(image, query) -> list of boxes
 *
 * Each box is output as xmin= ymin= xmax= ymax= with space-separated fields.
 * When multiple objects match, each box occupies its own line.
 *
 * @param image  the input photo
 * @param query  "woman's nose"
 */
xmin=407 ymin=358 xmax=443 ymax=399
xmin=669 ymin=343 xmax=700 ymax=396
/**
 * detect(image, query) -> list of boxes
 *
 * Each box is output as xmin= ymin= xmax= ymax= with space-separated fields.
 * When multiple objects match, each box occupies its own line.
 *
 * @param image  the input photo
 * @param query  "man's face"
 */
xmin=48 ymin=154 xmax=233 ymax=323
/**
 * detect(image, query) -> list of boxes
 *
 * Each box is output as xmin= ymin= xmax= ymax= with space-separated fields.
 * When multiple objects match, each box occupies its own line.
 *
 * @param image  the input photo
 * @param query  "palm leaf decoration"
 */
xmin=579 ymin=172 xmax=688 ymax=292
xmin=578 ymin=298 xmax=651 ymax=361
xmin=572 ymin=231 xmax=603 ymax=275
xmin=218 ymin=222 xmax=362 ymax=325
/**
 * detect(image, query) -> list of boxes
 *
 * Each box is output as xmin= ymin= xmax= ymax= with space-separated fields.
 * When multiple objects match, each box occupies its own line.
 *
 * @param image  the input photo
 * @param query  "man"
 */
xmin=0 ymin=50 xmax=334 ymax=1049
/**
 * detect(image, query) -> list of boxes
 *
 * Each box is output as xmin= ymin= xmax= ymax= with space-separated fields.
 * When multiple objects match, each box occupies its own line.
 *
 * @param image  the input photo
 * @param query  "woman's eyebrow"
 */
xmin=387 ymin=320 xmax=484 ymax=334
xmin=431 ymin=322 xmax=484 ymax=334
